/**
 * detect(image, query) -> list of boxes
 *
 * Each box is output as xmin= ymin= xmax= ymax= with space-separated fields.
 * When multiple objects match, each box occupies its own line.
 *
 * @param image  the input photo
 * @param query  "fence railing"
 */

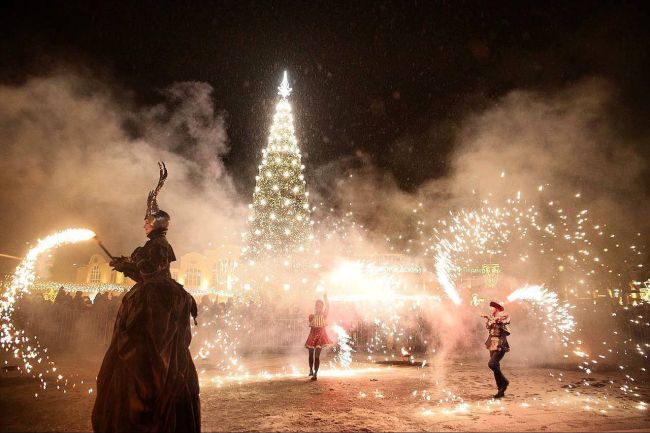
xmin=14 ymin=305 xmax=116 ymax=352
xmin=246 ymin=318 xmax=306 ymax=348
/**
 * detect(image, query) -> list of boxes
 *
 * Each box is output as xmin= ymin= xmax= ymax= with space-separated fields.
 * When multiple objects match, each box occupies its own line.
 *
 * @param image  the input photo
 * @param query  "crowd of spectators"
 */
xmin=13 ymin=289 xmax=253 ymax=355
xmin=14 ymin=289 xmax=124 ymax=353
xmin=11 ymin=288 xmax=649 ymax=358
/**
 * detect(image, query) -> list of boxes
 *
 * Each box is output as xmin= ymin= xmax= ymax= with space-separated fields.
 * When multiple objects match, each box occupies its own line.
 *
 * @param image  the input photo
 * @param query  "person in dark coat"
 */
xmin=92 ymin=162 xmax=200 ymax=432
xmin=73 ymin=291 xmax=87 ymax=311
xmin=54 ymin=287 xmax=73 ymax=306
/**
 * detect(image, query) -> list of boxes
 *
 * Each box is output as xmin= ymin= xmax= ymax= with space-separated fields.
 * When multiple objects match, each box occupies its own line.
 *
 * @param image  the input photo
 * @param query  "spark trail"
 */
xmin=1 ymin=228 xmax=96 ymax=394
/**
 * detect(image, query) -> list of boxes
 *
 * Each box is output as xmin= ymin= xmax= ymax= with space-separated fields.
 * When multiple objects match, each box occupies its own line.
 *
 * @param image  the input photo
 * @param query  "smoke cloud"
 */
xmin=0 ymin=68 xmax=246 ymax=277
xmin=313 ymin=77 xmax=649 ymax=367
xmin=1 ymin=67 xmax=647 ymax=371
xmin=326 ymin=78 xmax=649 ymax=240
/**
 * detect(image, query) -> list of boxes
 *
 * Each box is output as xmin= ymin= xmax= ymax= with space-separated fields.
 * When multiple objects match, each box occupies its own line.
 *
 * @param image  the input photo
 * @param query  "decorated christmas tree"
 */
xmin=242 ymin=71 xmax=313 ymax=262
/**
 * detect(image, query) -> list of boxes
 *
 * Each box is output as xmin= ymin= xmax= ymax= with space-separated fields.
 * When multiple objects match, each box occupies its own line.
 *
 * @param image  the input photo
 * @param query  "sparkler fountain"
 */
xmin=417 ymin=186 xmax=648 ymax=412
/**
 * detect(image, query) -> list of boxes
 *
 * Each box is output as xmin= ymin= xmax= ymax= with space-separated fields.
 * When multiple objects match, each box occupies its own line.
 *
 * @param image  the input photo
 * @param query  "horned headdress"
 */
xmin=145 ymin=161 xmax=170 ymax=229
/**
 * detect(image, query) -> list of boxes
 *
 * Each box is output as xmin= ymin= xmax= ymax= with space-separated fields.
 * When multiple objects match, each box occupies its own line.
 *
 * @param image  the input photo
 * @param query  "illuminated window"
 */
xmin=185 ymin=268 xmax=201 ymax=288
xmin=90 ymin=265 xmax=101 ymax=284
xmin=220 ymin=259 xmax=229 ymax=274
xmin=212 ymin=259 xmax=231 ymax=287
xmin=212 ymin=264 xmax=219 ymax=287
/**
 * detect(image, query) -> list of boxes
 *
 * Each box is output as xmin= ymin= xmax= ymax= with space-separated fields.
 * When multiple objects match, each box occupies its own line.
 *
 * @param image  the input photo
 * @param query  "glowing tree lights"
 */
xmin=242 ymin=71 xmax=314 ymax=261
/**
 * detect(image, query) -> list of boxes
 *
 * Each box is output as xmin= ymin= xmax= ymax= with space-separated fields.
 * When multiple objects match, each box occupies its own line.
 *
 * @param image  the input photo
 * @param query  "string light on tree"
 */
xmin=242 ymin=71 xmax=313 ymax=261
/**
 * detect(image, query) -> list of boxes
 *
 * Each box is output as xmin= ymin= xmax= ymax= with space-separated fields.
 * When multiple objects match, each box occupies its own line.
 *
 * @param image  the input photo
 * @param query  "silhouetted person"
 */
xmin=92 ymin=163 xmax=200 ymax=432
xmin=54 ymin=288 xmax=72 ymax=306
xmin=93 ymin=292 xmax=109 ymax=309
xmin=199 ymin=295 xmax=212 ymax=313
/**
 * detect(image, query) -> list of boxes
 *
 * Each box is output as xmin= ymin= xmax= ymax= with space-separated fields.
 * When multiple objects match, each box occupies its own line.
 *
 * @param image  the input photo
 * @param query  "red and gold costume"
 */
xmin=484 ymin=302 xmax=511 ymax=398
xmin=304 ymin=312 xmax=333 ymax=349
xmin=484 ymin=311 xmax=511 ymax=352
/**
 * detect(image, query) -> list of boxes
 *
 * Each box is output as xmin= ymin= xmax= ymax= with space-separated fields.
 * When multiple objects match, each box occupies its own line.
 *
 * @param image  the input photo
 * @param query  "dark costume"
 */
xmin=304 ymin=300 xmax=333 ymax=380
xmin=484 ymin=304 xmax=510 ymax=398
xmin=92 ymin=162 xmax=200 ymax=432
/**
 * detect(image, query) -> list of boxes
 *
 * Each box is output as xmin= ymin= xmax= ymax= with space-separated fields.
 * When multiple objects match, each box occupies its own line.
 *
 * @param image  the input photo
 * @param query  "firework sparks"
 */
xmin=434 ymin=249 xmax=462 ymax=305
xmin=1 ymin=228 xmax=96 ymax=392
xmin=417 ymin=186 xmax=648 ymax=411
xmin=507 ymin=284 xmax=576 ymax=344
xmin=331 ymin=324 xmax=353 ymax=368
xmin=193 ymin=302 xmax=249 ymax=376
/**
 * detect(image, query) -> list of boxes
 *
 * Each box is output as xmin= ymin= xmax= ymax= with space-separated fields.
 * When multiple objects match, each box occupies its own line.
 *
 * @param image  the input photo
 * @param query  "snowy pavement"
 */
xmin=1 ymin=353 xmax=648 ymax=432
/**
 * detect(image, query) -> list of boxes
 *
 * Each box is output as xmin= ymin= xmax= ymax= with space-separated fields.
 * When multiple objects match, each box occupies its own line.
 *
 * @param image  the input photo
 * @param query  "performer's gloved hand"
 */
xmin=109 ymin=256 xmax=130 ymax=272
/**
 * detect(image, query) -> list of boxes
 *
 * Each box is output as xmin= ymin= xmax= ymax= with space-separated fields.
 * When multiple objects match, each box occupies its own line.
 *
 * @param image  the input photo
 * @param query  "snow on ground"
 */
xmin=1 ymin=353 xmax=648 ymax=432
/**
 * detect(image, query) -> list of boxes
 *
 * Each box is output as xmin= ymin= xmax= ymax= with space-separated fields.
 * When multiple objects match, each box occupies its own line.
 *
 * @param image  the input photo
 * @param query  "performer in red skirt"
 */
xmin=305 ymin=292 xmax=333 ymax=381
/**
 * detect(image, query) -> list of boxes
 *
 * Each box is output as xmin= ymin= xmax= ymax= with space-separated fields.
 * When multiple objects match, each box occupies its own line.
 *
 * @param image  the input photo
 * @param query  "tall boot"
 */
xmin=311 ymin=348 xmax=321 ymax=381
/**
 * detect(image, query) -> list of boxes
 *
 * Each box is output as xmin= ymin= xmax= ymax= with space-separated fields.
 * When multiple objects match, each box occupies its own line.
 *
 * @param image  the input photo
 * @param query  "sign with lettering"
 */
xmin=458 ymin=263 xmax=501 ymax=287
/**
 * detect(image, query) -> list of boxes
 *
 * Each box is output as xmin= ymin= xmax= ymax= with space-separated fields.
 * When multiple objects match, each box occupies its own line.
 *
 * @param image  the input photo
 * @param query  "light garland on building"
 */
xmin=29 ymin=281 xmax=234 ymax=300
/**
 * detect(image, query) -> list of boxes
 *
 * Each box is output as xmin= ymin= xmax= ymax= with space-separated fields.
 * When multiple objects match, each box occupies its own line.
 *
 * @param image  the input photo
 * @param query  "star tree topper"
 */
xmin=278 ymin=70 xmax=292 ymax=98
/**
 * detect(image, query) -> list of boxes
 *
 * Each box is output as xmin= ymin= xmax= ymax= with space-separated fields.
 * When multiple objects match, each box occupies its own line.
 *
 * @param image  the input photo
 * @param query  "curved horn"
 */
xmin=146 ymin=161 xmax=168 ymax=218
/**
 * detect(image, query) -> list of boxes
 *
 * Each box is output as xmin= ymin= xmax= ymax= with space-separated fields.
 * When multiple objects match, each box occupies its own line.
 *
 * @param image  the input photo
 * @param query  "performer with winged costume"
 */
xmin=92 ymin=162 xmax=201 ymax=433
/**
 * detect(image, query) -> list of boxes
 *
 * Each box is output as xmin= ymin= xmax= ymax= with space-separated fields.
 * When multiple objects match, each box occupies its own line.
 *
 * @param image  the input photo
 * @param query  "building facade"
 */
xmin=74 ymin=245 xmax=240 ymax=297
xmin=171 ymin=246 xmax=240 ymax=296
xmin=75 ymin=254 xmax=132 ymax=286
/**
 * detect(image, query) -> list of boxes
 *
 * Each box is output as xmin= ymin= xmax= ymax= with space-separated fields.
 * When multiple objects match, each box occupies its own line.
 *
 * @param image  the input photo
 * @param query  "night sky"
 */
xmin=2 ymin=0 xmax=649 ymax=195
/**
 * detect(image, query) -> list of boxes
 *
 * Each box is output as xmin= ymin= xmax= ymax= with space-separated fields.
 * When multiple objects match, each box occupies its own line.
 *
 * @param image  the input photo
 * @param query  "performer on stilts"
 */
xmin=304 ymin=292 xmax=333 ymax=381
xmin=481 ymin=300 xmax=511 ymax=399
xmin=92 ymin=162 xmax=201 ymax=432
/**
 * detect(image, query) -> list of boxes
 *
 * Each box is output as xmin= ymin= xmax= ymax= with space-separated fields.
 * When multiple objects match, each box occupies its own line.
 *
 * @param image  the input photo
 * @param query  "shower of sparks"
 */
xmin=425 ymin=190 xmax=646 ymax=302
xmin=331 ymin=324 xmax=353 ymax=368
xmin=3 ymin=180 xmax=647 ymax=416
xmin=430 ymin=206 xmax=510 ymax=304
xmin=326 ymin=259 xmax=435 ymax=303
xmin=329 ymin=293 xmax=439 ymax=302
xmin=507 ymin=284 xmax=576 ymax=344
xmin=1 ymin=228 xmax=96 ymax=393
xmin=418 ymin=186 xmax=648 ymax=411
xmin=316 ymin=253 xmax=437 ymax=364
xmin=194 ymin=301 xmax=250 ymax=376
xmin=434 ymin=250 xmax=462 ymax=305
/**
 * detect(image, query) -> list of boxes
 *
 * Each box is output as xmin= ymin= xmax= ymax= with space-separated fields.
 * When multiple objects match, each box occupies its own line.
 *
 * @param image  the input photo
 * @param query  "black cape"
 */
xmin=92 ymin=229 xmax=200 ymax=432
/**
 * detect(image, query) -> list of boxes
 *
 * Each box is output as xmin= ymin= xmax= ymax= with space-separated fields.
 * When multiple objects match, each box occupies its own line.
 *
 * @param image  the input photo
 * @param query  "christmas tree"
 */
xmin=242 ymin=71 xmax=313 ymax=262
